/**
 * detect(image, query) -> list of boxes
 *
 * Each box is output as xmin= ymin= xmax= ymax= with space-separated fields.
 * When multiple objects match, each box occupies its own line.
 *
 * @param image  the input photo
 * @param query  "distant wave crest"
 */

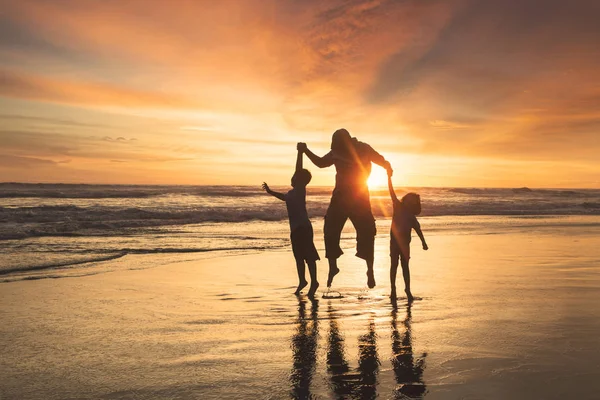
xmin=1 ymin=185 xmax=600 ymax=242
xmin=0 ymin=183 xmax=327 ymax=199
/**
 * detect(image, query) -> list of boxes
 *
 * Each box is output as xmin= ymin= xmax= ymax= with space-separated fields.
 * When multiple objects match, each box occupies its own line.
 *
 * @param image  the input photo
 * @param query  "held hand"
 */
xmin=423 ymin=243 xmax=429 ymax=251
xmin=385 ymin=161 xmax=393 ymax=177
xmin=262 ymin=182 xmax=270 ymax=192
xmin=297 ymin=142 xmax=307 ymax=152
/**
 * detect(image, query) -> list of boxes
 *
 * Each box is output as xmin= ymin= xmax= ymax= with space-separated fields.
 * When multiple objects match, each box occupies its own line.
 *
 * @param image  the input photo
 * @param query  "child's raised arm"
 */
xmin=387 ymin=172 xmax=398 ymax=203
xmin=295 ymin=147 xmax=303 ymax=172
xmin=262 ymin=182 xmax=286 ymax=201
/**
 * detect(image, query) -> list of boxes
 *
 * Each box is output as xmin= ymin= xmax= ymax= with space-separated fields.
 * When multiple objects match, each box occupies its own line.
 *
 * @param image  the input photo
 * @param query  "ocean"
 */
xmin=1 ymin=183 xmax=600 ymax=282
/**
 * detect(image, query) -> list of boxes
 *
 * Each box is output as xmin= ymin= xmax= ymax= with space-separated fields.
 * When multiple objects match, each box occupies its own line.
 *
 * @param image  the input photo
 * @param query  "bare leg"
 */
xmin=390 ymin=255 xmax=399 ymax=298
xmin=366 ymin=256 xmax=376 ymax=288
xmin=307 ymin=260 xmax=319 ymax=297
xmin=401 ymin=256 xmax=413 ymax=302
xmin=350 ymin=208 xmax=376 ymax=289
xmin=327 ymin=258 xmax=340 ymax=287
xmin=324 ymin=196 xmax=347 ymax=289
xmin=294 ymin=259 xmax=308 ymax=295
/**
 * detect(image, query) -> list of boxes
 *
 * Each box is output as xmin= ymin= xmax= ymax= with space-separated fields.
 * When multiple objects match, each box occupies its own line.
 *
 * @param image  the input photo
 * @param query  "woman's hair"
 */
xmin=331 ymin=128 xmax=352 ymax=151
xmin=401 ymin=192 xmax=421 ymax=215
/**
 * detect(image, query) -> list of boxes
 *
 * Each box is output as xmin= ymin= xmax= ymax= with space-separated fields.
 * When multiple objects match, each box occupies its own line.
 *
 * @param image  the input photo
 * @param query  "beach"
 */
xmin=4 ymin=0 xmax=600 ymax=397
xmin=2 ymin=216 xmax=600 ymax=399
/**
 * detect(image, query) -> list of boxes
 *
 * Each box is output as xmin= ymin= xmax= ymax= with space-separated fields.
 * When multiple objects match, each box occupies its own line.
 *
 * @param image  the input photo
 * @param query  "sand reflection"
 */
xmin=326 ymin=303 xmax=380 ymax=399
xmin=290 ymin=298 xmax=319 ymax=399
xmin=290 ymin=298 xmax=426 ymax=399
xmin=391 ymin=299 xmax=427 ymax=399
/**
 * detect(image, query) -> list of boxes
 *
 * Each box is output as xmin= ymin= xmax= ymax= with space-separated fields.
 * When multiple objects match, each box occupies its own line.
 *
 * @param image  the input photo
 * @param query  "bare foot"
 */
xmin=307 ymin=282 xmax=319 ymax=298
xmin=367 ymin=270 xmax=376 ymax=288
xmin=405 ymin=289 xmax=414 ymax=302
xmin=294 ymin=279 xmax=308 ymax=295
xmin=327 ymin=267 xmax=339 ymax=287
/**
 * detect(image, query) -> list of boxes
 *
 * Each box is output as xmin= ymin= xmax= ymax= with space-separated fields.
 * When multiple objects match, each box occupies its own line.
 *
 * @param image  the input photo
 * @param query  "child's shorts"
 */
xmin=291 ymin=224 xmax=320 ymax=262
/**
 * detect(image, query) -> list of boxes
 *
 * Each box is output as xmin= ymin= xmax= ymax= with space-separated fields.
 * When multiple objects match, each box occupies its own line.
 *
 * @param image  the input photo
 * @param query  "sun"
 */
xmin=367 ymin=167 xmax=389 ymax=189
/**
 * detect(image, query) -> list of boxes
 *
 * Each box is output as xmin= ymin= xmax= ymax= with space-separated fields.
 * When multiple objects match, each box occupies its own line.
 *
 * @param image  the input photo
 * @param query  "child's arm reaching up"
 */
xmin=295 ymin=146 xmax=303 ymax=172
xmin=262 ymin=182 xmax=286 ymax=201
xmin=387 ymin=171 xmax=398 ymax=203
xmin=414 ymin=221 xmax=428 ymax=250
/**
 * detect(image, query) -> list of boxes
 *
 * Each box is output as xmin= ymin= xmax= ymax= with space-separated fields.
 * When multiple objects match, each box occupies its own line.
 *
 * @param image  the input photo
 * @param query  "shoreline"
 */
xmin=3 ymin=215 xmax=600 ymax=282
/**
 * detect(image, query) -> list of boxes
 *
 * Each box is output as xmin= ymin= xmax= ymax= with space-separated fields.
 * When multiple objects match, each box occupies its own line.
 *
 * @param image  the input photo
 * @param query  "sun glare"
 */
xmin=367 ymin=167 xmax=389 ymax=189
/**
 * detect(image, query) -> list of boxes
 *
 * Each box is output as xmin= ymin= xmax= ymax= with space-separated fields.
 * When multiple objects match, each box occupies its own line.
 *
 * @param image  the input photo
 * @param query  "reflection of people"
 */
xmin=356 ymin=316 xmax=379 ymax=400
xmin=387 ymin=172 xmax=428 ymax=301
xmin=262 ymin=147 xmax=320 ymax=297
xmin=290 ymin=298 xmax=319 ymax=399
xmin=326 ymin=303 xmax=353 ymax=397
xmin=326 ymin=304 xmax=380 ymax=399
xmin=390 ymin=301 xmax=427 ymax=399
xmin=299 ymin=129 xmax=392 ymax=289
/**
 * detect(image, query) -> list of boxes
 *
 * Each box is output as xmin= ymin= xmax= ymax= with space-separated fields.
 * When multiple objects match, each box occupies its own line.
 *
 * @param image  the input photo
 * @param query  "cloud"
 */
xmin=0 ymin=69 xmax=201 ymax=109
xmin=0 ymin=126 xmax=234 ymax=167
xmin=0 ymin=14 xmax=72 ymax=59
xmin=0 ymin=113 xmax=108 ymax=129
xmin=354 ymin=0 xmax=600 ymax=164
xmin=429 ymin=120 xmax=476 ymax=130
xmin=0 ymin=154 xmax=57 ymax=168
xmin=366 ymin=0 xmax=600 ymax=104
xmin=100 ymin=136 xmax=135 ymax=143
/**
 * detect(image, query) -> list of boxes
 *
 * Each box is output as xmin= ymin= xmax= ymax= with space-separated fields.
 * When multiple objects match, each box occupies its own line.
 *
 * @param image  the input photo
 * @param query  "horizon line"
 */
xmin=0 ymin=182 xmax=598 ymax=190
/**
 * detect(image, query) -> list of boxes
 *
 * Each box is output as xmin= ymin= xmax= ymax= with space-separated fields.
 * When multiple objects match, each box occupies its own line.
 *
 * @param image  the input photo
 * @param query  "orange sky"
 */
xmin=1 ymin=0 xmax=599 ymax=187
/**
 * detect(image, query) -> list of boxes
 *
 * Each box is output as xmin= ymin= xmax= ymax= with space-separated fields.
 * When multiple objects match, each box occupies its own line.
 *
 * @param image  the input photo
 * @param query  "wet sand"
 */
xmin=2 ymin=225 xmax=600 ymax=399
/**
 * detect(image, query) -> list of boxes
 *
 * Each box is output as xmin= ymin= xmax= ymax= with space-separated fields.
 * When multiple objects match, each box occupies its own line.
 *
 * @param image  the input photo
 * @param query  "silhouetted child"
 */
xmin=262 ymin=148 xmax=320 ymax=297
xmin=387 ymin=171 xmax=428 ymax=301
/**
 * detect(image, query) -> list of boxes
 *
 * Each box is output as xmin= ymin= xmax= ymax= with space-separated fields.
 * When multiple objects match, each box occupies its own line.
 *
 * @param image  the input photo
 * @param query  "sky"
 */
xmin=1 ymin=0 xmax=599 ymax=187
